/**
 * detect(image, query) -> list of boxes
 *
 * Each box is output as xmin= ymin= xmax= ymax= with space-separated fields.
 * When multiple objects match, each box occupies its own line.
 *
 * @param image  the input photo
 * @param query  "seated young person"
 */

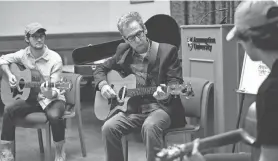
xmin=0 ymin=23 xmax=66 ymax=161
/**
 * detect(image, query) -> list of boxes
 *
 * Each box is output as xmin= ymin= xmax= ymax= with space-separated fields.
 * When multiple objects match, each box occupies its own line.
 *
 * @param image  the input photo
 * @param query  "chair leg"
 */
xmin=123 ymin=138 xmax=128 ymax=161
xmin=13 ymin=139 xmax=16 ymax=159
xmin=45 ymin=123 xmax=52 ymax=161
xmin=76 ymin=107 xmax=87 ymax=157
xmin=162 ymin=133 xmax=169 ymax=148
xmin=37 ymin=129 xmax=44 ymax=154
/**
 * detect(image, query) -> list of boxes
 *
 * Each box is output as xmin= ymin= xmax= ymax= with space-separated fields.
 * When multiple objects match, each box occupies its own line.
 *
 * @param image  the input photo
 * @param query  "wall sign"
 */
xmin=258 ymin=61 xmax=270 ymax=76
xmin=187 ymin=37 xmax=216 ymax=52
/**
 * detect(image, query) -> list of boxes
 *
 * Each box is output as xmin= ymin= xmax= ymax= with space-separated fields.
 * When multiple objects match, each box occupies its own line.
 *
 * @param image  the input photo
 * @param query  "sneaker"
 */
xmin=0 ymin=149 xmax=14 ymax=161
xmin=54 ymin=140 xmax=66 ymax=161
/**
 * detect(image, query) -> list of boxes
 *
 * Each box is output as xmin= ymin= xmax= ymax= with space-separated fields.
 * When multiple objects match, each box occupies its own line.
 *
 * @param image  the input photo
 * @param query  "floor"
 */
xmin=0 ymin=100 xmax=252 ymax=161
xmin=0 ymin=101 xmax=150 ymax=161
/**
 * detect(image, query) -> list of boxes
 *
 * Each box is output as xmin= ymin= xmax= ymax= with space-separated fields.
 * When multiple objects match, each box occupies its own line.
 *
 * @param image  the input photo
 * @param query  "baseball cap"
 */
xmin=25 ymin=22 xmax=46 ymax=36
xmin=226 ymin=0 xmax=278 ymax=41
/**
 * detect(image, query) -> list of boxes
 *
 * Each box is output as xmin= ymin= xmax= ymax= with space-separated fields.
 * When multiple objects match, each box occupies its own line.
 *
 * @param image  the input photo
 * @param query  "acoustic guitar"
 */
xmin=155 ymin=102 xmax=258 ymax=161
xmin=1 ymin=63 xmax=72 ymax=105
xmin=94 ymin=70 xmax=195 ymax=121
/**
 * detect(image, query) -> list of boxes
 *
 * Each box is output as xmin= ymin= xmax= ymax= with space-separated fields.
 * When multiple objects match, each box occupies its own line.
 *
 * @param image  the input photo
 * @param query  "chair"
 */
xmin=162 ymin=77 xmax=214 ymax=147
xmin=122 ymin=77 xmax=214 ymax=161
xmin=13 ymin=73 xmax=86 ymax=161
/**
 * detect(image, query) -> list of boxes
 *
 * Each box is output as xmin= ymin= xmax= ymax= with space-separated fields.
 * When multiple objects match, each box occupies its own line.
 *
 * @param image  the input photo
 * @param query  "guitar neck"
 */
xmin=156 ymin=129 xmax=254 ymax=161
xmin=21 ymin=82 xmax=55 ymax=88
xmin=126 ymin=86 xmax=157 ymax=97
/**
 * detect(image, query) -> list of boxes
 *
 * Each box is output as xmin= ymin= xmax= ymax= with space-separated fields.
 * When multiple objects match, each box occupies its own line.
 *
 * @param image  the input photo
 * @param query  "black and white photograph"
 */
xmin=0 ymin=0 xmax=277 ymax=161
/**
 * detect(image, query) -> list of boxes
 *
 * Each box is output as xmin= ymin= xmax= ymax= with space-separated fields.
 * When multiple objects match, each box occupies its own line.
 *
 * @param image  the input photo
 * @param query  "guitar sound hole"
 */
xmin=19 ymin=78 xmax=25 ymax=90
xmin=118 ymin=87 xmax=127 ymax=99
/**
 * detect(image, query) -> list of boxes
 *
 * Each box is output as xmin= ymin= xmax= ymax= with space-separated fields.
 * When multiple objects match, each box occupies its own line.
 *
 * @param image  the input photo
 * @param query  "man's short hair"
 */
xmin=117 ymin=11 xmax=144 ymax=34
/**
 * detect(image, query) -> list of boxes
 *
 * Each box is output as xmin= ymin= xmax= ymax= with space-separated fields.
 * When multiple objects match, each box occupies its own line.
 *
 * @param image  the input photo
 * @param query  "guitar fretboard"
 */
xmin=19 ymin=81 xmax=55 ymax=88
xmin=126 ymin=87 xmax=158 ymax=97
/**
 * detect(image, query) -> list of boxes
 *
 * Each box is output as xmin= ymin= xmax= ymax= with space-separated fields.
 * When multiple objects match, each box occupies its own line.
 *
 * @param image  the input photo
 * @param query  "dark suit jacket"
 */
xmin=93 ymin=41 xmax=186 ymax=127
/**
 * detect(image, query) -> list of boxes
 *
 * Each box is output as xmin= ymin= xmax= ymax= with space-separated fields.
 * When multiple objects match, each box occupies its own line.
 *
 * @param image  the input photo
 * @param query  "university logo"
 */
xmin=187 ymin=37 xmax=216 ymax=52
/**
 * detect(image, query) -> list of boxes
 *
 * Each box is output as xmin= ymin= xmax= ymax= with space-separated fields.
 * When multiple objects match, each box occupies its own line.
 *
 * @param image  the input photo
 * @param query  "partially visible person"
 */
xmin=0 ymin=22 xmax=66 ymax=161
xmin=227 ymin=1 xmax=278 ymax=161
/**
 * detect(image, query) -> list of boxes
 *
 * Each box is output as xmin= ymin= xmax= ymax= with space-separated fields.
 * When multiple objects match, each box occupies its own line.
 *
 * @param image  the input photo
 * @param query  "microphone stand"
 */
xmin=199 ymin=8 xmax=228 ymax=24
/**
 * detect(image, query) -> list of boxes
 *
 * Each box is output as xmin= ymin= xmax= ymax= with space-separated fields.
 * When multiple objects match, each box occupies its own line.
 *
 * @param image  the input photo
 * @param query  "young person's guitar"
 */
xmin=94 ymin=70 xmax=195 ymax=121
xmin=1 ymin=63 xmax=72 ymax=105
xmin=156 ymin=102 xmax=258 ymax=161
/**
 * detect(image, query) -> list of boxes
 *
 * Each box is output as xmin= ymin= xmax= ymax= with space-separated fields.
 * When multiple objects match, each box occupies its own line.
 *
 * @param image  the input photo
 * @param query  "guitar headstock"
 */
xmin=55 ymin=77 xmax=73 ymax=91
xmin=166 ymin=82 xmax=195 ymax=98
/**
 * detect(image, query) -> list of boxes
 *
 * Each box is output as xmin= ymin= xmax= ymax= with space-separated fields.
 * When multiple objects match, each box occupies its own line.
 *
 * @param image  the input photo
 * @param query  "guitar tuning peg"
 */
xmin=62 ymin=77 xmax=68 ymax=82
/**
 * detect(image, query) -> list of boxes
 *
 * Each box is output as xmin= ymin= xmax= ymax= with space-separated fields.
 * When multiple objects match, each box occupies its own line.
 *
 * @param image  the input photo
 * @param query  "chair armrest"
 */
xmin=200 ymin=82 xmax=214 ymax=137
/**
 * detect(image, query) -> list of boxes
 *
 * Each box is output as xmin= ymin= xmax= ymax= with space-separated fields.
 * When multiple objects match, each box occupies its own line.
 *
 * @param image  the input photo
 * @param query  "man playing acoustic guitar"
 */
xmin=94 ymin=12 xmax=188 ymax=161
xmin=0 ymin=23 xmax=66 ymax=161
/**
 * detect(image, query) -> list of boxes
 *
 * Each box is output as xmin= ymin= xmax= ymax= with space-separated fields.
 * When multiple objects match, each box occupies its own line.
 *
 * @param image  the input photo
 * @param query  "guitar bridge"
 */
xmin=10 ymin=87 xmax=23 ymax=98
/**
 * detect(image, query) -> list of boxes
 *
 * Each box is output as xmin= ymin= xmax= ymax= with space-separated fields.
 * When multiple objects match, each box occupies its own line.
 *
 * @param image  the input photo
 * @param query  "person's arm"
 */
xmin=164 ymin=46 xmax=183 ymax=86
xmin=41 ymin=59 xmax=64 ymax=99
xmin=48 ymin=60 xmax=63 ymax=98
xmin=157 ymin=46 xmax=183 ymax=104
xmin=93 ymin=44 xmax=125 ymax=91
xmin=0 ymin=50 xmax=24 ymax=76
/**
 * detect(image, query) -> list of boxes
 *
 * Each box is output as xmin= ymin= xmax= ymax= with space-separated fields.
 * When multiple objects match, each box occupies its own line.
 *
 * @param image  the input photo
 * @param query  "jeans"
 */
xmin=1 ymin=99 xmax=66 ymax=142
xmin=102 ymin=108 xmax=171 ymax=161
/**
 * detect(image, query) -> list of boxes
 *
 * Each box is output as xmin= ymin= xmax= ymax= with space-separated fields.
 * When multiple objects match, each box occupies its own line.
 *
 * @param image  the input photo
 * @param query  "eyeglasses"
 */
xmin=31 ymin=34 xmax=46 ymax=40
xmin=125 ymin=30 xmax=145 ymax=42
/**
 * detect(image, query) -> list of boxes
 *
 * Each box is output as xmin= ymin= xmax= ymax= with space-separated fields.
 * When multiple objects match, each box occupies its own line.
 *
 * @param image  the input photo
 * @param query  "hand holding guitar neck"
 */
xmin=167 ymin=82 xmax=195 ymax=98
xmin=40 ymin=81 xmax=55 ymax=99
xmin=153 ymin=84 xmax=170 ymax=101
